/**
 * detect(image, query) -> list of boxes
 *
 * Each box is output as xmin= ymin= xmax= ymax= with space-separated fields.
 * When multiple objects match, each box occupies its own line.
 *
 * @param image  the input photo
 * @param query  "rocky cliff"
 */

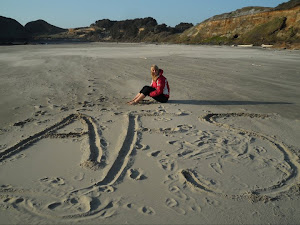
xmin=178 ymin=0 xmax=300 ymax=47
xmin=0 ymin=16 xmax=28 ymax=44
xmin=88 ymin=17 xmax=193 ymax=42
xmin=13 ymin=17 xmax=192 ymax=43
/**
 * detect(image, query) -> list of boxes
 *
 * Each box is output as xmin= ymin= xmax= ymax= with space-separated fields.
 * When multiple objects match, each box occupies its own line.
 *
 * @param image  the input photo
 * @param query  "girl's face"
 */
xmin=151 ymin=67 xmax=157 ymax=76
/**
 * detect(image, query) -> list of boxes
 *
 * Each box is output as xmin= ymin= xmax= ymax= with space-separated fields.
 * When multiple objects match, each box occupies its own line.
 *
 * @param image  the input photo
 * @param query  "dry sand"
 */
xmin=0 ymin=43 xmax=300 ymax=224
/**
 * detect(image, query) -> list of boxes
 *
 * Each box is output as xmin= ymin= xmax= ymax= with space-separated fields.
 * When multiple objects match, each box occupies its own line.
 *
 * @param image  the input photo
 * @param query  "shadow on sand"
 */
xmin=168 ymin=100 xmax=292 ymax=106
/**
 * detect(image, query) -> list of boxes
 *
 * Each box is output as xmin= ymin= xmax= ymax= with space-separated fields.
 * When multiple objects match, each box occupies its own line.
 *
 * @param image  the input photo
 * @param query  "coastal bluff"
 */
xmin=178 ymin=1 xmax=300 ymax=48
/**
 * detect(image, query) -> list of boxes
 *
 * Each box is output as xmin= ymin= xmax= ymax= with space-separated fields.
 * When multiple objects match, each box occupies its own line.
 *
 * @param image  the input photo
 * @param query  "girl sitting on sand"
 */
xmin=128 ymin=64 xmax=170 ymax=105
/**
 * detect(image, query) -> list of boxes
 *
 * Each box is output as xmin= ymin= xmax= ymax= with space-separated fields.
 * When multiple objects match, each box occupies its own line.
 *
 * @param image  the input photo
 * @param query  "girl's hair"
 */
xmin=151 ymin=64 xmax=159 ymax=81
xmin=151 ymin=64 xmax=159 ymax=71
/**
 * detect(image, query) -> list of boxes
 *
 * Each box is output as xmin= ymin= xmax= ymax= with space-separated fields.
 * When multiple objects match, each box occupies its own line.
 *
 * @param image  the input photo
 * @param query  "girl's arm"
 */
xmin=149 ymin=78 xmax=164 ymax=97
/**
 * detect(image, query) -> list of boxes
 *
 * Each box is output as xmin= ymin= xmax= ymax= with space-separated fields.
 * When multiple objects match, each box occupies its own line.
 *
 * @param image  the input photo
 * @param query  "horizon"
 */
xmin=1 ymin=0 xmax=288 ymax=28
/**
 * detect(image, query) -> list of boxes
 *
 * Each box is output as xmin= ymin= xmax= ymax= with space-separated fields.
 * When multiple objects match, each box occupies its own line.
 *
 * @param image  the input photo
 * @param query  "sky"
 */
xmin=1 ymin=0 xmax=288 ymax=28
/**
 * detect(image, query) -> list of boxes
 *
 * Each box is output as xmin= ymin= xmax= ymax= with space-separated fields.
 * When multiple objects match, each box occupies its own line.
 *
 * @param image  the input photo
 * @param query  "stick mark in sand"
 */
xmin=0 ymin=112 xmax=140 ymax=220
xmin=178 ymin=113 xmax=300 ymax=202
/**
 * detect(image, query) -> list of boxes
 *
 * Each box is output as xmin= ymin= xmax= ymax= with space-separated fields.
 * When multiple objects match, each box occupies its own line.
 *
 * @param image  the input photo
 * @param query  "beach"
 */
xmin=0 ymin=43 xmax=300 ymax=224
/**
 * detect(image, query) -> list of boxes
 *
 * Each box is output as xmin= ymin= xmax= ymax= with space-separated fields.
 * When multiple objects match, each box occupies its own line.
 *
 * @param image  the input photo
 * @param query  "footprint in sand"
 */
xmin=136 ymin=143 xmax=150 ymax=151
xmin=175 ymin=124 xmax=194 ymax=132
xmin=73 ymin=172 xmax=85 ymax=181
xmin=204 ymin=197 xmax=221 ymax=207
xmin=166 ymin=198 xmax=178 ymax=207
xmin=177 ymin=149 xmax=194 ymax=158
xmin=159 ymin=158 xmax=177 ymax=172
xmin=167 ymin=140 xmax=183 ymax=149
xmin=46 ymin=196 xmax=85 ymax=213
xmin=169 ymin=186 xmax=188 ymax=200
xmin=1 ymin=196 xmax=24 ymax=205
xmin=128 ymin=168 xmax=147 ymax=181
xmin=13 ymin=118 xmax=35 ymax=127
xmin=175 ymin=111 xmax=190 ymax=116
xmin=96 ymin=95 xmax=108 ymax=103
xmin=165 ymin=198 xmax=186 ymax=215
xmin=45 ymin=196 xmax=117 ymax=219
xmin=47 ymin=202 xmax=62 ymax=210
xmin=34 ymin=110 xmax=48 ymax=116
xmin=0 ymin=144 xmax=7 ymax=150
xmin=147 ymin=150 xmax=161 ymax=157
xmin=189 ymin=204 xmax=202 ymax=213
xmin=138 ymin=206 xmax=155 ymax=215
xmin=0 ymin=130 xmax=7 ymax=136
xmin=39 ymin=177 xmax=65 ymax=187
xmin=153 ymin=117 xmax=172 ymax=122
xmin=209 ymin=162 xmax=223 ymax=174
xmin=124 ymin=203 xmax=135 ymax=209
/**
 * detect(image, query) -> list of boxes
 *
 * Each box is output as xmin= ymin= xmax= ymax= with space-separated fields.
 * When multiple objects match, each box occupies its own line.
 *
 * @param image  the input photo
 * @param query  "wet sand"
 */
xmin=0 ymin=43 xmax=300 ymax=224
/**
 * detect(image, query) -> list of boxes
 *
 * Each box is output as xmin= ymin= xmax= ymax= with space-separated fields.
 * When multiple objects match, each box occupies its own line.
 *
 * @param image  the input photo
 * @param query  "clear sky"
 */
xmin=1 ymin=0 xmax=287 ymax=28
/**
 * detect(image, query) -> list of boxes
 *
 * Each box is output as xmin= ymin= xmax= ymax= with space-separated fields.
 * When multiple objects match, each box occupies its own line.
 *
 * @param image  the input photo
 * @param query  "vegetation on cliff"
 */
xmin=241 ymin=17 xmax=288 ymax=45
xmin=275 ymin=0 xmax=300 ymax=10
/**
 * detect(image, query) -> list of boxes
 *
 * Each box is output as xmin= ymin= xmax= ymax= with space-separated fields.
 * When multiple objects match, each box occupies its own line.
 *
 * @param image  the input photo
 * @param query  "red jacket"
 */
xmin=149 ymin=69 xmax=170 ymax=98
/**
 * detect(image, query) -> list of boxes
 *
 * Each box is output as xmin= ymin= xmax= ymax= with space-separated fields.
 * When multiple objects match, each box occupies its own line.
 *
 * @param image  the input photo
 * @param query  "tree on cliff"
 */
xmin=175 ymin=23 xmax=194 ymax=32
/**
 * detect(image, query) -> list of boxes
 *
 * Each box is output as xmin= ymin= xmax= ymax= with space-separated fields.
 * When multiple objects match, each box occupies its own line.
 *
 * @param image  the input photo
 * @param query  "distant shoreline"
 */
xmin=1 ymin=40 xmax=299 ymax=51
xmin=0 ymin=39 xmax=92 ymax=46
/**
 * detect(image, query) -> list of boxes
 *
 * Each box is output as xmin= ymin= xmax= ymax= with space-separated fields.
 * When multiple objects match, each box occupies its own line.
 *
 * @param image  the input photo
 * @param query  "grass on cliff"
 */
xmin=201 ymin=36 xmax=231 ymax=45
xmin=175 ymin=32 xmax=231 ymax=45
xmin=241 ymin=17 xmax=287 ymax=45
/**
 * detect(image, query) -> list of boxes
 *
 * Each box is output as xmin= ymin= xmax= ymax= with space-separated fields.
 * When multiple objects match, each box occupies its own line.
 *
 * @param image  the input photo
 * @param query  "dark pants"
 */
xmin=140 ymin=86 xmax=168 ymax=103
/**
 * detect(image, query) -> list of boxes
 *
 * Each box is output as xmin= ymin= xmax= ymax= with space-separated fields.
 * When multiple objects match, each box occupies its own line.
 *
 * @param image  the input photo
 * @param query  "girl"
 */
xmin=128 ymin=65 xmax=170 ymax=105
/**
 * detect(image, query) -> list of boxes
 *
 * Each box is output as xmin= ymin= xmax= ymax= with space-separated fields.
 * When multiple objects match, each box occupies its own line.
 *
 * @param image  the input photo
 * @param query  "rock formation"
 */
xmin=0 ymin=16 xmax=28 ymax=44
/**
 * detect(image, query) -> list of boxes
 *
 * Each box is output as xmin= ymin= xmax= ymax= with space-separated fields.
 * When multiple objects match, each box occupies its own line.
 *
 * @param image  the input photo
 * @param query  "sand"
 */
xmin=0 ymin=42 xmax=300 ymax=224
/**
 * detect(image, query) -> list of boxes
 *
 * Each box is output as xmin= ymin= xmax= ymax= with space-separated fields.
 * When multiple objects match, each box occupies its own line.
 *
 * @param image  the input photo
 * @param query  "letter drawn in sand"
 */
xmin=0 ymin=112 xmax=140 ymax=220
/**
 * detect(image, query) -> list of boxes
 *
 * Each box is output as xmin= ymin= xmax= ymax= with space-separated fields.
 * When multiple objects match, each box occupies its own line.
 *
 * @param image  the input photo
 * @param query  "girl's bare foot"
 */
xmin=129 ymin=101 xmax=138 ymax=105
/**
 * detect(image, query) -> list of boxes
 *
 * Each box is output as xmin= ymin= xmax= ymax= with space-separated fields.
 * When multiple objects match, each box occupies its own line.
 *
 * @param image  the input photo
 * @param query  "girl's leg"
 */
xmin=129 ymin=93 xmax=146 ymax=105
xmin=128 ymin=86 xmax=155 ymax=104
xmin=127 ymin=93 xmax=142 ymax=103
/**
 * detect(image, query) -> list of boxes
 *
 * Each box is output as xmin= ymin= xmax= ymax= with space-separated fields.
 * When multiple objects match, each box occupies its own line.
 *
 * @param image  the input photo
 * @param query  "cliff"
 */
xmin=0 ymin=16 xmax=28 ymax=44
xmin=178 ymin=1 xmax=300 ymax=47
xmin=16 ymin=17 xmax=192 ymax=43
xmin=88 ymin=18 xmax=193 ymax=42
